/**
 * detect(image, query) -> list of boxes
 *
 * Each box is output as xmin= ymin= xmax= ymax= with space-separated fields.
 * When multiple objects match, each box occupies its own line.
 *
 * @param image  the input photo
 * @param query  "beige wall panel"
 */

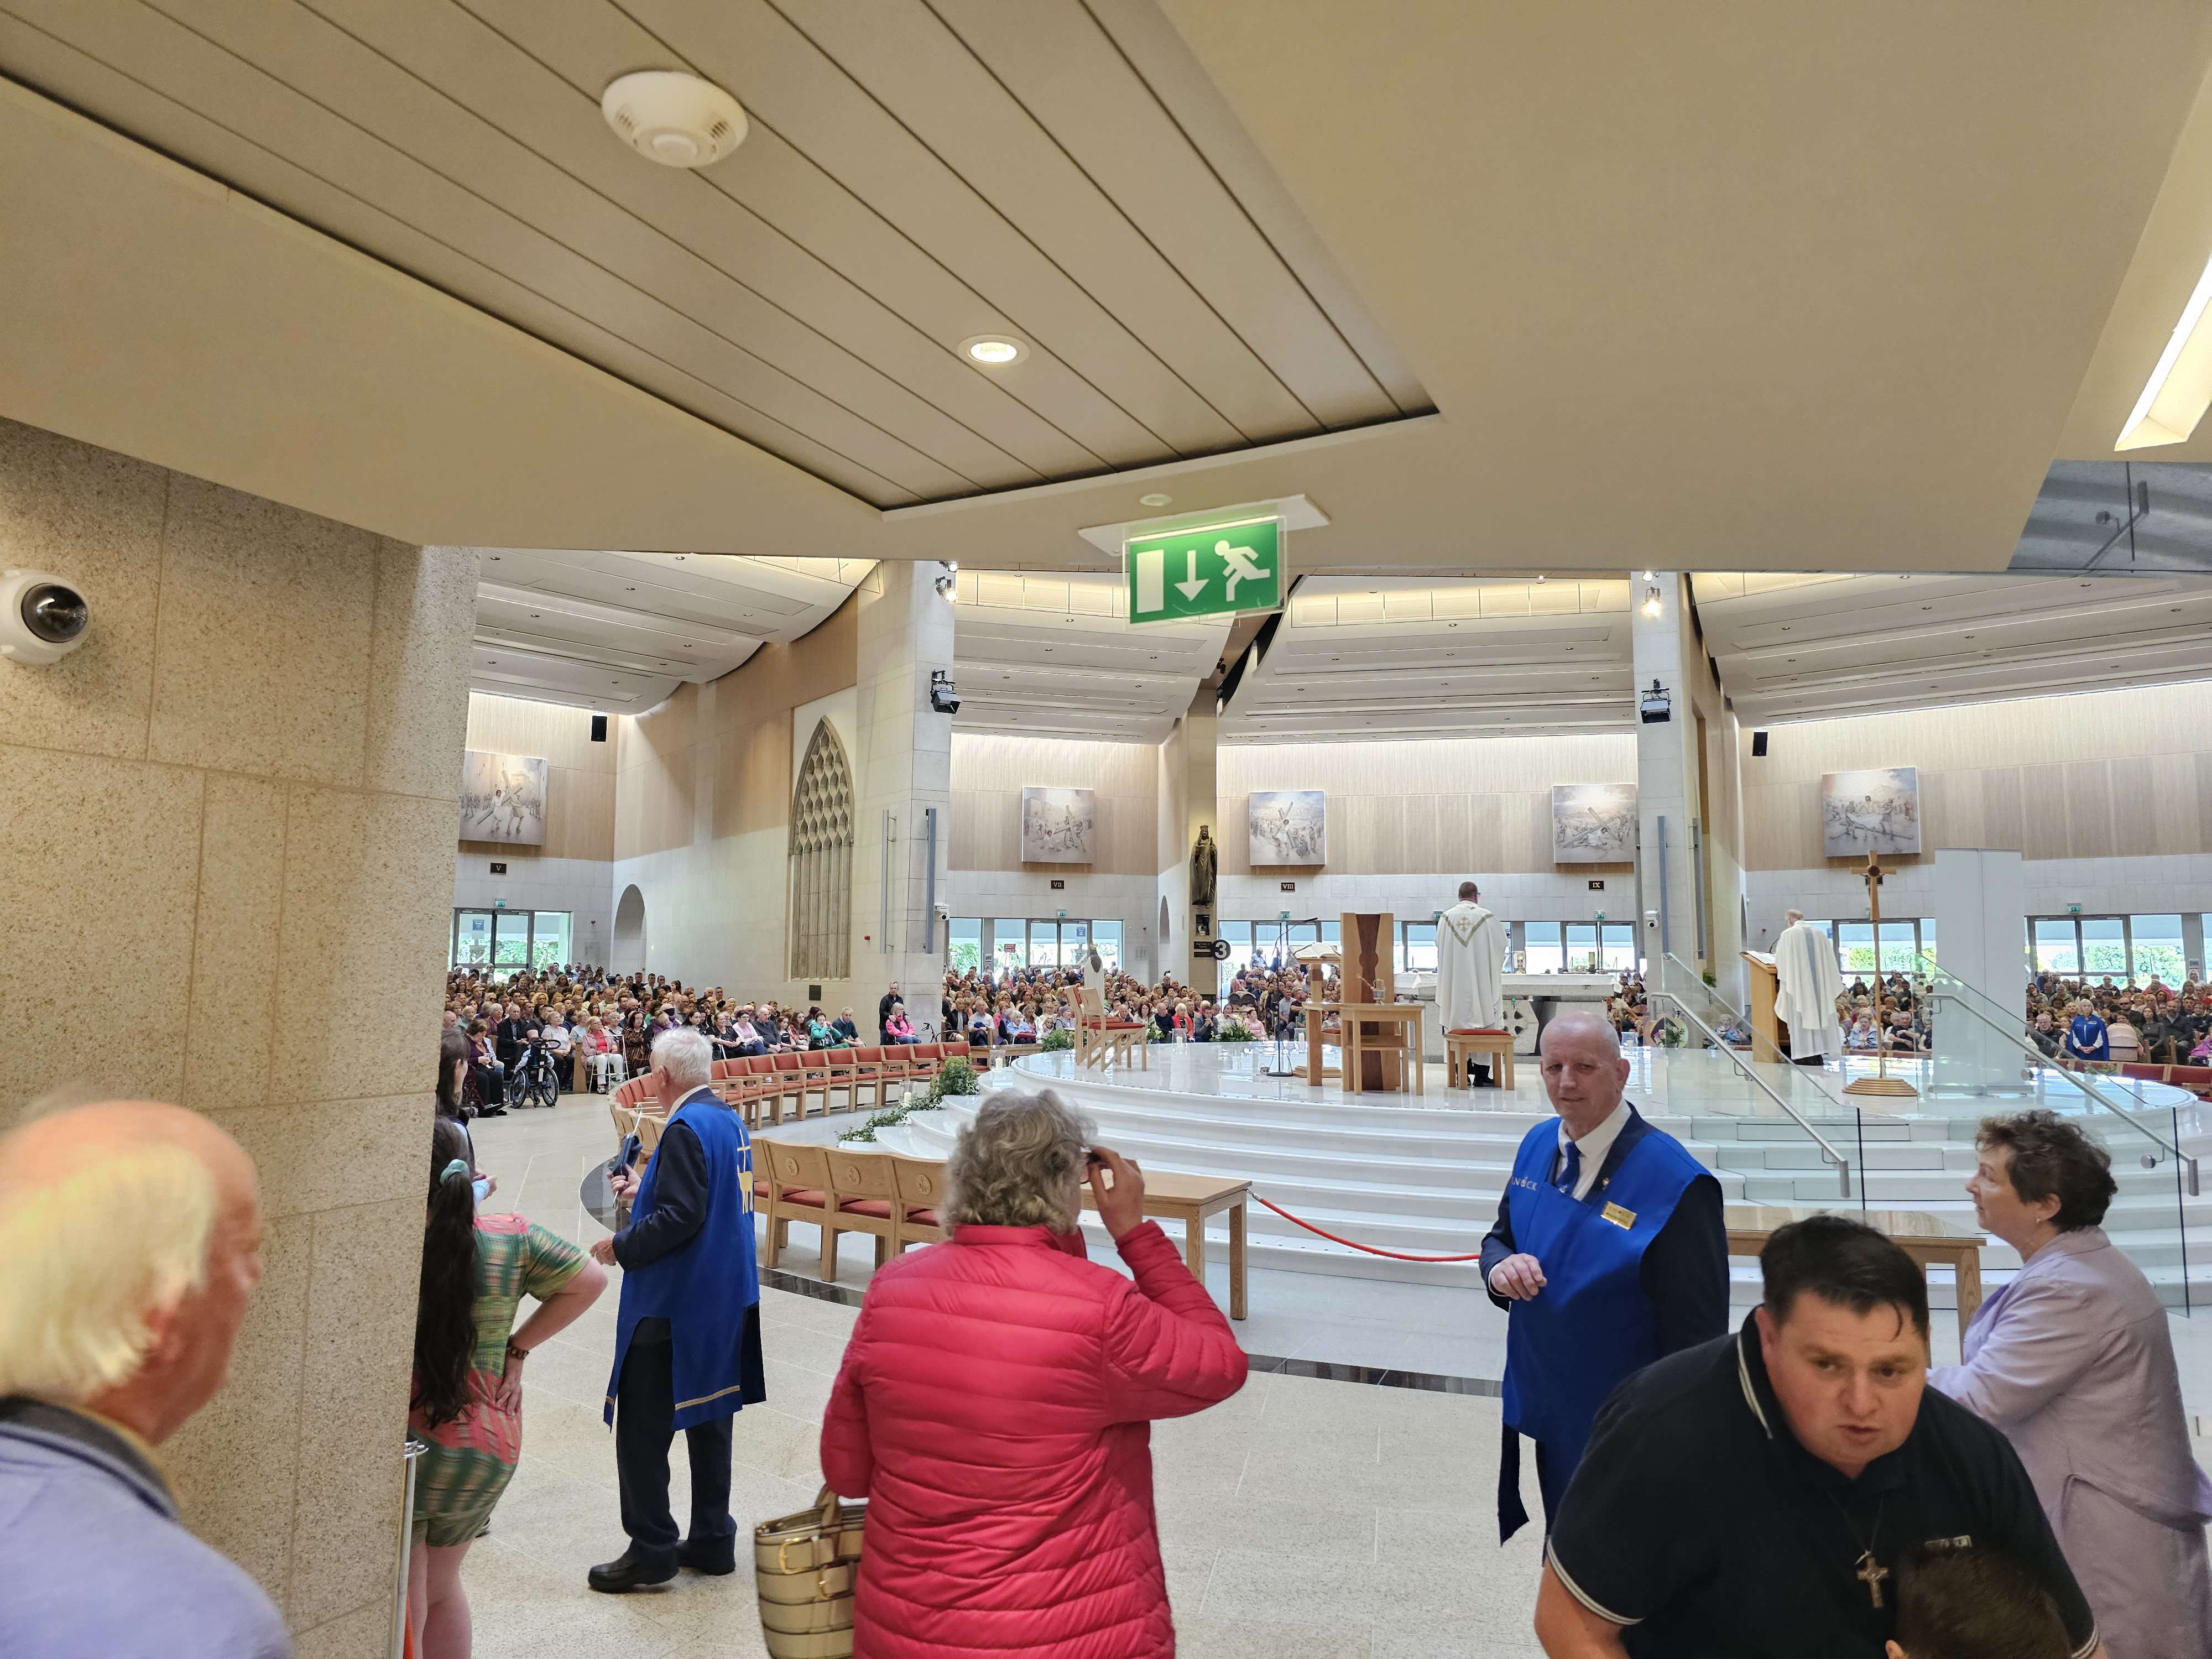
xmin=1942 ymin=769 xmax=1985 ymax=848
xmin=465 ymin=691 xmax=617 ymax=774
xmin=1436 ymin=792 xmax=1474 ymax=870
xmin=2064 ymin=760 xmax=2114 ymax=858
xmin=711 ymin=596 xmax=860 ymax=840
xmin=1369 ymin=795 xmax=1408 ymax=870
xmin=2020 ymin=763 xmax=2070 ymax=860
xmin=1982 ymin=768 xmax=2025 ymax=854
xmin=2107 ymin=755 xmax=2156 ymax=856
xmin=1217 ymin=793 xmax=1251 ymax=869
xmin=1744 ymin=682 xmax=2212 ymax=866
xmin=950 ymin=732 xmax=1159 ymax=875
xmin=2154 ymin=763 xmax=2197 ymax=855
xmin=1404 ymin=794 xmax=1442 ymax=870
xmin=1467 ymin=793 xmax=1505 ymax=871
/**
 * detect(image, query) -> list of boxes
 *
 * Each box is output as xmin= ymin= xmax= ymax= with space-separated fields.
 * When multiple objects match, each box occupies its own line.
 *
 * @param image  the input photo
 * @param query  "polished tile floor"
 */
xmin=461 ymin=1100 xmax=1550 ymax=1658
xmin=455 ymin=1092 xmax=2211 ymax=1659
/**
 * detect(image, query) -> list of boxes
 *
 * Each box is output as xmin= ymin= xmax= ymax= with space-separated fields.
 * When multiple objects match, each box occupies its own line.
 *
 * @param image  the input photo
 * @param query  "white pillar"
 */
xmin=1931 ymin=847 xmax=2029 ymax=1093
xmin=1632 ymin=573 xmax=1700 ymax=980
xmin=853 ymin=562 xmax=956 ymax=1032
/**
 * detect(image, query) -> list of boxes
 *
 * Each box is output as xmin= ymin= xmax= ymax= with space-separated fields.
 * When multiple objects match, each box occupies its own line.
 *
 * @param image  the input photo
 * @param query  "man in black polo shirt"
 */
xmin=1535 ymin=1215 xmax=2101 ymax=1659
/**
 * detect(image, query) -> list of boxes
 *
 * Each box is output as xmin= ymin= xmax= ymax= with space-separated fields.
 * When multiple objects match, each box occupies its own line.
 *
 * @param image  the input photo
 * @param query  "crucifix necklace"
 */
xmin=1827 ymin=1494 xmax=1890 ymax=1609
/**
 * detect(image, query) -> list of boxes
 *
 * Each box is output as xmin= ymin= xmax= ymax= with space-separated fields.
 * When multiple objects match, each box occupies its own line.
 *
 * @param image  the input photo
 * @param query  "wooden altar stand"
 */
xmin=1301 ymin=912 xmax=1424 ymax=1094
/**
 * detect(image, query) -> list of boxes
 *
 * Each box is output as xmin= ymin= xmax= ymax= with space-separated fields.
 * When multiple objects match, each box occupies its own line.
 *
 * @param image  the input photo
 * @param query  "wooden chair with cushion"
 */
xmin=848 ymin=1047 xmax=888 ymax=1114
xmin=816 ymin=1047 xmax=857 ymax=1114
xmin=822 ymin=1146 xmax=900 ymax=1276
xmin=755 ymin=1139 xmax=832 ymax=1271
xmin=890 ymin=1156 xmax=948 ymax=1254
xmin=795 ymin=1047 xmax=834 ymax=1117
xmin=771 ymin=1051 xmax=811 ymax=1121
xmin=906 ymin=1042 xmax=946 ymax=1088
xmin=874 ymin=1043 xmax=914 ymax=1096
xmin=744 ymin=1055 xmax=786 ymax=1126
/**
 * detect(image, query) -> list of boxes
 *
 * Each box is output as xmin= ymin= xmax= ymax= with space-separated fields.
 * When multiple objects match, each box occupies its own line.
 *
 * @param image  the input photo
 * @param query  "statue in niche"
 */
xmin=1191 ymin=825 xmax=1218 ymax=908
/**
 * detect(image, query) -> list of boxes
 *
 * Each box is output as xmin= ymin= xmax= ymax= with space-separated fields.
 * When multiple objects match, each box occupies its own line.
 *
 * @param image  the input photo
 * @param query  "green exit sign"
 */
xmin=1125 ymin=517 xmax=1284 ymax=624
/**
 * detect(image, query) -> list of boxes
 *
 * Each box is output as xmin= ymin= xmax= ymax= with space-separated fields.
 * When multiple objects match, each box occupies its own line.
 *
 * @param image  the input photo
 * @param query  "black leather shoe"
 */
xmin=587 ymin=1547 xmax=677 ymax=1593
xmin=677 ymin=1539 xmax=737 ymax=1575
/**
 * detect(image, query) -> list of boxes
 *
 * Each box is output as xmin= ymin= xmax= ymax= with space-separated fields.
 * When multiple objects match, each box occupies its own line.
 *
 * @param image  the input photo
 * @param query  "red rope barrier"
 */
xmin=1249 ymin=1191 xmax=1488 ymax=1262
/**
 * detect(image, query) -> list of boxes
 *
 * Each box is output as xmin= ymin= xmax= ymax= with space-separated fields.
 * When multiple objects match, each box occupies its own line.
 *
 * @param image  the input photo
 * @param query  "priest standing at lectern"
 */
xmin=1773 ymin=907 xmax=1845 ymax=1066
xmin=1438 ymin=880 xmax=1506 ymax=1087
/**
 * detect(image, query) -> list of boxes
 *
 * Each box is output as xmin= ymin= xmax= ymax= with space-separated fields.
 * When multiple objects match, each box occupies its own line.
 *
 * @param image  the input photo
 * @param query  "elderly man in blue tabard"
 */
xmin=1481 ymin=1010 xmax=1728 ymax=1539
xmin=586 ymin=1027 xmax=765 ymax=1593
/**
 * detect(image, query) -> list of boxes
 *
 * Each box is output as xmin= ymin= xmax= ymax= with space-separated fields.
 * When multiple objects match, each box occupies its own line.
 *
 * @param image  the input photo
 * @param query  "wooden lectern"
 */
xmin=1301 ymin=912 xmax=1424 ymax=1094
xmin=1743 ymin=951 xmax=1782 ymax=1055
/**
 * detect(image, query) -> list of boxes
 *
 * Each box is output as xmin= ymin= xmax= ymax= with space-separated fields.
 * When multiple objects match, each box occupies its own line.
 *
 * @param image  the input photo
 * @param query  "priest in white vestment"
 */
xmin=1438 ymin=881 xmax=1507 ymax=1086
xmin=1773 ymin=908 xmax=1845 ymax=1064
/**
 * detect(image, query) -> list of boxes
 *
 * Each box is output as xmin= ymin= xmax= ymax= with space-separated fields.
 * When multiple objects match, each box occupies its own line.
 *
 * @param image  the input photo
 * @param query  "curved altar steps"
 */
xmin=861 ymin=1057 xmax=2212 ymax=1304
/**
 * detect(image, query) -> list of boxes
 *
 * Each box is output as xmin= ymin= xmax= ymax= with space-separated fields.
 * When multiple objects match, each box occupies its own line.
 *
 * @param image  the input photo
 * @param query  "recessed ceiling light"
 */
xmin=961 ymin=335 xmax=1028 ymax=365
xmin=1140 ymin=492 xmax=1172 ymax=508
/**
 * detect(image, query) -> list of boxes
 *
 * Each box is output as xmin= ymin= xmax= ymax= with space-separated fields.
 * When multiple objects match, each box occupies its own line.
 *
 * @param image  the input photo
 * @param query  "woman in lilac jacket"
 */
xmin=1930 ymin=1110 xmax=2210 ymax=1659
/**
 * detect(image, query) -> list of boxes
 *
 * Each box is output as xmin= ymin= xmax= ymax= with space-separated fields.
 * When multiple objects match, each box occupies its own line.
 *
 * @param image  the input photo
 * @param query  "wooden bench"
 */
xmin=1725 ymin=1203 xmax=1985 ymax=1359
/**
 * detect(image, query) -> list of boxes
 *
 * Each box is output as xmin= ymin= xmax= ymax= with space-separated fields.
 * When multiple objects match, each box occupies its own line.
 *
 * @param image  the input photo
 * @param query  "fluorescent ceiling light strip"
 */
xmin=2118 ymin=246 xmax=2212 ymax=450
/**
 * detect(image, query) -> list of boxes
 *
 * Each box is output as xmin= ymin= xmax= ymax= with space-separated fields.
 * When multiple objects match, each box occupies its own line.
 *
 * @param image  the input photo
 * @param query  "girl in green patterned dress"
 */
xmin=407 ymin=1117 xmax=607 ymax=1658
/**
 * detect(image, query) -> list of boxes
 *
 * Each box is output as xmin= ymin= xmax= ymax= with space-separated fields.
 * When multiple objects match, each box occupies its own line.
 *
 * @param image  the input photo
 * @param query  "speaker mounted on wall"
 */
xmin=590 ymin=714 xmax=608 ymax=743
xmin=1751 ymin=729 xmax=1769 ymax=757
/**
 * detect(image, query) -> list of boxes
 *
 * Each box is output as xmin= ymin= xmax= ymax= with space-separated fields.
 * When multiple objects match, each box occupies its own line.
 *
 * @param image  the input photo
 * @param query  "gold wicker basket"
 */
xmin=754 ymin=1485 xmax=865 ymax=1659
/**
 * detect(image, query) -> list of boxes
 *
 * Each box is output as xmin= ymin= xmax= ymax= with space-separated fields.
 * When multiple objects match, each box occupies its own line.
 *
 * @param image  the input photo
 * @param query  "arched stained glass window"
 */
xmin=790 ymin=718 xmax=854 ymax=980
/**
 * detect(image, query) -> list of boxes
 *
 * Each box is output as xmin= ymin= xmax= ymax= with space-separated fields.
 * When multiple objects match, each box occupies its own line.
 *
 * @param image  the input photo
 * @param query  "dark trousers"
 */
xmin=614 ymin=1333 xmax=734 ymax=1566
xmin=1498 ymin=1428 xmax=1567 ymax=1543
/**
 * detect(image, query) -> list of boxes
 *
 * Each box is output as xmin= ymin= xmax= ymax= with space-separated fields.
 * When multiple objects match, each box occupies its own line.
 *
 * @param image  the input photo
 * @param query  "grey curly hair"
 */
xmin=943 ymin=1090 xmax=1096 ymax=1233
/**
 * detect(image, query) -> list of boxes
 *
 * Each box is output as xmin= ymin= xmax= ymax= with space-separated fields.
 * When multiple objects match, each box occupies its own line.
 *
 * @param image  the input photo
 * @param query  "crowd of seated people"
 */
xmin=444 ymin=966 xmax=870 ymax=1114
xmin=938 ymin=960 xmax=1313 ymax=1048
xmin=2021 ymin=970 xmax=2212 ymax=1065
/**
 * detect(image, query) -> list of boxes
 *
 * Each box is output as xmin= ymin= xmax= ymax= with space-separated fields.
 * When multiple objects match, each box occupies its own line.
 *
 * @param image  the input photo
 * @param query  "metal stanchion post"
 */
xmin=390 ymin=1437 xmax=428 ymax=1659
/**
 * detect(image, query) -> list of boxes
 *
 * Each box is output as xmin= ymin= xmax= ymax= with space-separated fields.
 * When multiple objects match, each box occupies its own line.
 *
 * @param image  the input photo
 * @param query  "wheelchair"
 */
xmin=510 ymin=1040 xmax=562 ymax=1111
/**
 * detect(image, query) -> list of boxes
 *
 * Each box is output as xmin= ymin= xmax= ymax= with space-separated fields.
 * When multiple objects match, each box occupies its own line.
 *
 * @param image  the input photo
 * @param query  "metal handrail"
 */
xmin=1658 ymin=992 xmax=1854 ymax=1199
xmin=1660 ymin=952 xmax=1853 ymax=1114
xmin=1915 ymin=964 xmax=2200 ymax=1197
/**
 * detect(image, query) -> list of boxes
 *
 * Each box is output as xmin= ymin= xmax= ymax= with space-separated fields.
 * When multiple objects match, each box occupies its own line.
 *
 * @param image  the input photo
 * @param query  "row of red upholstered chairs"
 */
xmin=603 ymin=1041 xmax=976 ymax=1135
xmin=752 ymin=1138 xmax=948 ymax=1278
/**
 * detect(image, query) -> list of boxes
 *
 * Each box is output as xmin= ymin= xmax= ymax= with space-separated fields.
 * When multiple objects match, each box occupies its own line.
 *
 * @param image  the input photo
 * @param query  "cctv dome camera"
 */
xmin=0 ymin=570 xmax=90 ymax=665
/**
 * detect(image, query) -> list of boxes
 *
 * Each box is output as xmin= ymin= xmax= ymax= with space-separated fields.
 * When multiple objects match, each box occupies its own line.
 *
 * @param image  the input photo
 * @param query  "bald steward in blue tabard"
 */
xmin=1480 ymin=1009 xmax=1727 ymax=1540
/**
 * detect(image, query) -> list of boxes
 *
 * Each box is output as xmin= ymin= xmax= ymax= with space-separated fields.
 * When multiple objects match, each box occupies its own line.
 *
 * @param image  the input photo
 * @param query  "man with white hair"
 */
xmin=0 ymin=1099 xmax=288 ymax=1657
xmin=1480 ymin=1010 xmax=1727 ymax=1541
xmin=586 ymin=1027 xmax=763 ymax=1592
xmin=1773 ymin=907 xmax=1845 ymax=1065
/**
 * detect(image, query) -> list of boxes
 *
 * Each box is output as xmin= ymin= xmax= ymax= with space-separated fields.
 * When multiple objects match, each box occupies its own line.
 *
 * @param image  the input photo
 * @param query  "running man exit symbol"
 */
xmin=1125 ymin=517 xmax=1284 ymax=623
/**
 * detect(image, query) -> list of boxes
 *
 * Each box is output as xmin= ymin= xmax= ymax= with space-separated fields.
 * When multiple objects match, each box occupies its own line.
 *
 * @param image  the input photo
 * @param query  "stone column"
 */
xmin=853 ymin=561 xmax=955 ymax=1033
xmin=0 ymin=416 xmax=477 ymax=1655
xmin=1631 ymin=572 xmax=1702 ymax=980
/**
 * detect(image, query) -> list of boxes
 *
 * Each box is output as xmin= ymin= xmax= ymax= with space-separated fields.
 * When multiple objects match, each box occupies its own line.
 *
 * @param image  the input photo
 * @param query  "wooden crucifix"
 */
xmin=1845 ymin=851 xmax=1918 ymax=1097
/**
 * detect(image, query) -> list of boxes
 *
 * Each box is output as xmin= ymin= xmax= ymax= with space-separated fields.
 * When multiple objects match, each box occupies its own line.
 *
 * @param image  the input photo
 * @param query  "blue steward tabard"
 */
xmin=1499 ymin=1110 xmax=1705 ymax=1483
xmin=603 ymin=1086 xmax=760 ymax=1432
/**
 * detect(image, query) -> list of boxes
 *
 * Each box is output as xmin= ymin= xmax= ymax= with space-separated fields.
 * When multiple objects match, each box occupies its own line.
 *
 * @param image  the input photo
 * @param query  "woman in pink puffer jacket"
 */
xmin=820 ymin=1090 xmax=1248 ymax=1658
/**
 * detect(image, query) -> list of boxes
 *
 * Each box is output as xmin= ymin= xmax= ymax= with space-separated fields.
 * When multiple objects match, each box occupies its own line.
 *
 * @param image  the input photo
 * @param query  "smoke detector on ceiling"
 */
xmin=601 ymin=71 xmax=748 ymax=168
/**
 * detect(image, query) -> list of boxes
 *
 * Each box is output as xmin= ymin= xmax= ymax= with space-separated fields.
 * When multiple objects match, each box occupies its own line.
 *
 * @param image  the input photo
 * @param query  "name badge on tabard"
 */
xmin=1601 ymin=1202 xmax=1637 ymax=1230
